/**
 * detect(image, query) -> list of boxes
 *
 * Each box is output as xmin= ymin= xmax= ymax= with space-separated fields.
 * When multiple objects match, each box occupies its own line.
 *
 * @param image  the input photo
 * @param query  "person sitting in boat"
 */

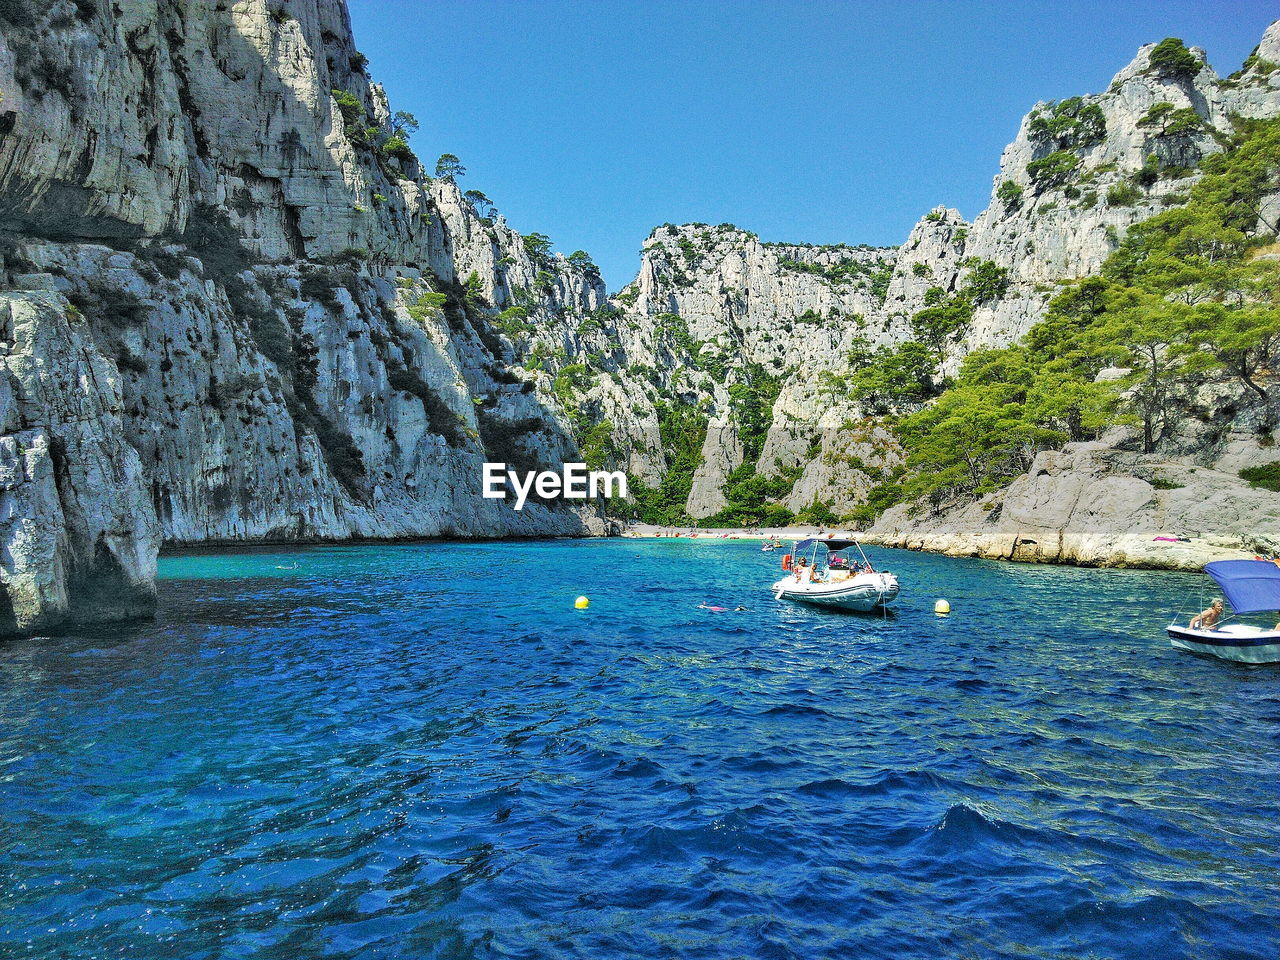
xmin=1190 ymin=599 xmax=1224 ymax=630
xmin=794 ymin=558 xmax=814 ymax=583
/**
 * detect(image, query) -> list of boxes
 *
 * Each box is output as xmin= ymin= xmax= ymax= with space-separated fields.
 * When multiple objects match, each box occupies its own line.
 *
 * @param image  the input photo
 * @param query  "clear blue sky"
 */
xmin=347 ymin=0 xmax=1277 ymax=290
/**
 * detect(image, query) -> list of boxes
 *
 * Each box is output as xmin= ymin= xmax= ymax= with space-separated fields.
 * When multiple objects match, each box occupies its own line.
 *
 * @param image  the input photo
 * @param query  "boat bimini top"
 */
xmin=789 ymin=538 xmax=876 ymax=571
xmin=1205 ymin=559 xmax=1280 ymax=614
xmin=792 ymin=538 xmax=861 ymax=554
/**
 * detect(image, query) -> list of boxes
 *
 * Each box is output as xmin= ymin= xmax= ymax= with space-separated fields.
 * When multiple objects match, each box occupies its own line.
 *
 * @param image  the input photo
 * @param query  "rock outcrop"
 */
xmin=943 ymin=32 xmax=1280 ymax=353
xmin=560 ymin=24 xmax=1280 ymax=559
xmin=0 ymin=0 xmax=612 ymax=632
xmin=0 ymin=292 xmax=157 ymax=632
xmin=866 ymin=438 xmax=1280 ymax=570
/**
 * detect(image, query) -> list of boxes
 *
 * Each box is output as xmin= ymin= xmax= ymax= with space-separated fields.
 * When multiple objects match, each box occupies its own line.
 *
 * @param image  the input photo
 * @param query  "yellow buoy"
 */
xmin=575 ymin=595 xmax=590 ymax=610
xmin=934 ymin=599 xmax=951 ymax=615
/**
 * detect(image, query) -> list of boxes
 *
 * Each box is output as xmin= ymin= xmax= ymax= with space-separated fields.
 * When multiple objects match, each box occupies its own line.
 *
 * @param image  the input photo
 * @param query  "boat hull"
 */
xmin=772 ymin=573 xmax=899 ymax=612
xmin=1167 ymin=624 xmax=1280 ymax=664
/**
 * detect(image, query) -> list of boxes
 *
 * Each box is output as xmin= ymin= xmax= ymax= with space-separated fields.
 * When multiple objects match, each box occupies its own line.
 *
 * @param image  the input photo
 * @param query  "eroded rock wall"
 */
xmin=0 ymin=291 xmax=157 ymax=632
xmin=0 ymin=0 xmax=615 ymax=631
xmin=566 ymin=24 xmax=1280 ymax=530
xmin=865 ymin=437 xmax=1280 ymax=570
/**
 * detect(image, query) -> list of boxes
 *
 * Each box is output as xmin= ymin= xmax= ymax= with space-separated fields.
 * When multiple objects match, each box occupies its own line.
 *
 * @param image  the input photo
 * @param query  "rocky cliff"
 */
xmin=866 ymin=438 xmax=1280 ymax=570
xmin=0 ymin=291 xmax=157 ymax=633
xmin=559 ymin=24 xmax=1280 ymax=562
xmin=855 ymin=32 xmax=1280 ymax=566
xmin=0 ymin=0 xmax=614 ymax=632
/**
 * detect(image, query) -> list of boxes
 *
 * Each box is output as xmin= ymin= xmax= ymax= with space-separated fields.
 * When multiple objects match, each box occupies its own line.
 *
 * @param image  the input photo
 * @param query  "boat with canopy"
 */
xmin=771 ymin=538 xmax=899 ymax=612
xmin=1167 ymin=559 xmax=1280 ymax=664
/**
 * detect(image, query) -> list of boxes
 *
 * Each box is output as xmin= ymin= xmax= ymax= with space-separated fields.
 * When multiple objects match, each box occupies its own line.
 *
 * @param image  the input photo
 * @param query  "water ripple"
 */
xmin=1 ymin=540 xmax=1279 ymax=959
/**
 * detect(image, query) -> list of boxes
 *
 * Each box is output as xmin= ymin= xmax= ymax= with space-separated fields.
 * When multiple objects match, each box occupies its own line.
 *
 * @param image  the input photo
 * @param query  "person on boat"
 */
xmin=1190 ymin=599 xmax=1224 ymax=630
xmin=794 ymin=558 xmax=813 ymax=583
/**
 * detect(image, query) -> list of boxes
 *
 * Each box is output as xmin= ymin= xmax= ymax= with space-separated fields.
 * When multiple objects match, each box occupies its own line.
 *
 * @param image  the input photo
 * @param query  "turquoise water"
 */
xmin=2 ymin=539 xmax=1279 ymax=959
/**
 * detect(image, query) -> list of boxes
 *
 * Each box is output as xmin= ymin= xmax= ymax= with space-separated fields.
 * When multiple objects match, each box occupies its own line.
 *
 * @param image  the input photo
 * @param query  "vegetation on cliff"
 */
xmin=881 ymin=116 xmax=1280 ymax=514
xmin=625 ymin=402 xmax=710 ymax=525
xmin=848 ymin=259 xmax=1008 ymax=413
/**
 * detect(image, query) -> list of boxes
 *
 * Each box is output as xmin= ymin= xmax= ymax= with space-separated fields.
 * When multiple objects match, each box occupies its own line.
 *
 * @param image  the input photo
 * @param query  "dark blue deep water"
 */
xmin=3 ymin=540 xmax=1280 ymax=959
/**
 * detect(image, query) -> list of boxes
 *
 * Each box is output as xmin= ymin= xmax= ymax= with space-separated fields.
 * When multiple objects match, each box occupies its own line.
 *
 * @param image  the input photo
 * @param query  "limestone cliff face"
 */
xmin=503 ymin=223 xmax=900 ymax=516
xmin=616 ymin=226 xmax=897 ymax=516
xmin=940 ymin=29 xmax=1280 ymax=353
xmin=865 ymin=436 xmax=1280 ymax=570
xmin=0 ymin=0 xmax=612 ymax=632
xmin=573 ymin=24 xmax=1280 ymax=533
xmin=0 ymin=291 xmax=157 ymax=632
xmin=852 ymin=30 xmax=1280 ymax=562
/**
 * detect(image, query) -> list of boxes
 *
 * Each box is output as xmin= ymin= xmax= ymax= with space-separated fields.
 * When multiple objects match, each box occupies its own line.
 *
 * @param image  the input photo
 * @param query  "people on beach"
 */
xmin=1191 ymin=599 xmax=1224 ymax=630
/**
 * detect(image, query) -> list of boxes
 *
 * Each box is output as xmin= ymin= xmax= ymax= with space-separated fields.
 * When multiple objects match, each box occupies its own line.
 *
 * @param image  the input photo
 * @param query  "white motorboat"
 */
xmin=1167 ymin=559 xmax=1280 ymax=664
xmin=771 ymin=538 xmax=899 ymax=612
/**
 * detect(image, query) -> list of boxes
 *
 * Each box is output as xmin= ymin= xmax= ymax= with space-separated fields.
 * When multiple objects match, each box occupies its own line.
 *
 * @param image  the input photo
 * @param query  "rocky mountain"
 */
xmin=550 ymin=25 xmax=1280 ymax=547
xmin=1 ymin=2 xmax=1278 ymax=634
xmin=0 ymin=0 xmax=611 ymax=633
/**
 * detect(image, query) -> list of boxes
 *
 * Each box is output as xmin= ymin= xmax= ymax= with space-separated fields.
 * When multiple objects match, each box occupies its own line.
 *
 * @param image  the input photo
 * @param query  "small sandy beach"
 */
xmin=621 ymin=524 xmax=865 ymax=542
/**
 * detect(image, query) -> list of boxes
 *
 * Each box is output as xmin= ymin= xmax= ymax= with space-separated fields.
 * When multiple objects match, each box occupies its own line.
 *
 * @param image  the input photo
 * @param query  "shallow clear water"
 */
xmin=2 ymin=539 xmax=1279 ymax=959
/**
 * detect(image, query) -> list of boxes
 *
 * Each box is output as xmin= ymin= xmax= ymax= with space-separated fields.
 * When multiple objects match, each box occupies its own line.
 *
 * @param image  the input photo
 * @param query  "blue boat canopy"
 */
xmin=794 ymin=538 xmax=860 ymax=554
xmin=1205 ymin=560 xmax=1280 ymax=614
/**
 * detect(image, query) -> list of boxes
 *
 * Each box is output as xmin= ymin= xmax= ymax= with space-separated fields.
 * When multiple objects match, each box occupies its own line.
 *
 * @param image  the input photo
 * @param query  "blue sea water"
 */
xmin=2 ymin=539 xmax=1280 ymax=960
